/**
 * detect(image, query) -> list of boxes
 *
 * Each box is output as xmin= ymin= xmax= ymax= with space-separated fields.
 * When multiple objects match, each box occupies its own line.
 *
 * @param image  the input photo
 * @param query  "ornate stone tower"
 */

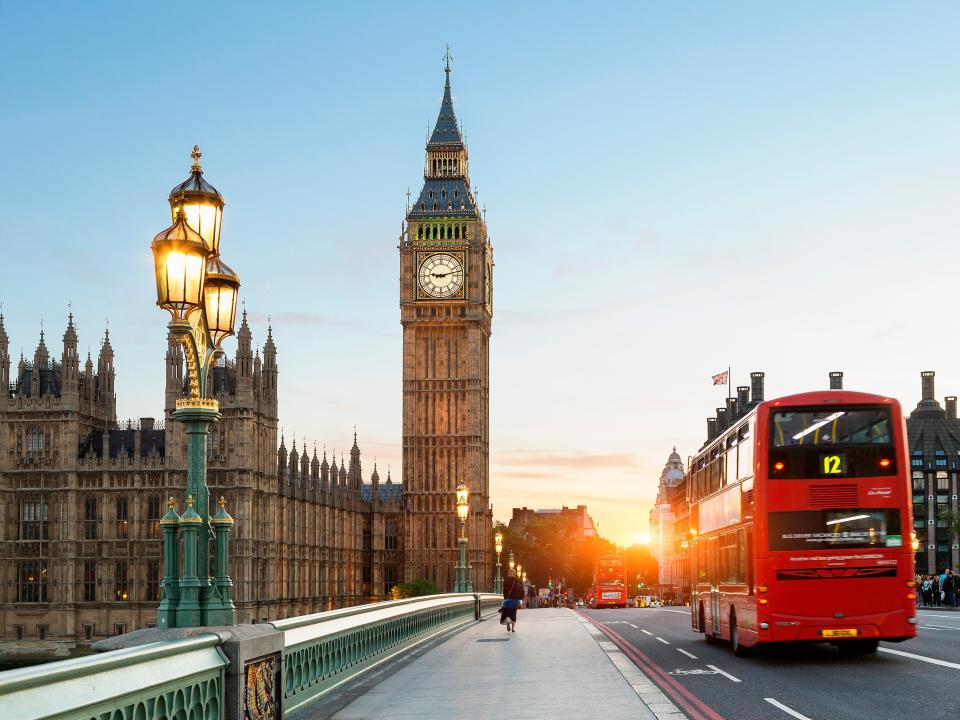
xmin=400 ymin=52 xmax=493 ymax=591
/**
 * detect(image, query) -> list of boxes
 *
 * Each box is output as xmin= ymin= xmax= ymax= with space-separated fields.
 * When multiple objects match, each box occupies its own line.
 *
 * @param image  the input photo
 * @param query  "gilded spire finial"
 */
xmin=191 ymin=145 xmax=203 ymax=173
xmin=168 ymin=496 xmax=175 ymax=509
xmin=444 ymin=44 xmax=453 ymax=76
xmin=187 ymin=494 xmax=194 ymax=508
xmin=218 ymin=496 xmax=226 ymax=508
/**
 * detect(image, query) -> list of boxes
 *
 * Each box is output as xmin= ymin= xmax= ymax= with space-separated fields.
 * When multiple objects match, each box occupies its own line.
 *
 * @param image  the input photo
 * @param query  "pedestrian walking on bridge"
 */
xmin=500 ymin=571 xmax=524 ymax=633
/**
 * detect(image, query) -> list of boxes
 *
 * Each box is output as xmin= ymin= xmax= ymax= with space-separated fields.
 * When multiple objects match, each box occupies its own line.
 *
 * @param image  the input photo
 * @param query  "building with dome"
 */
xmin=649 ymin=448 xmax=688 ymax=601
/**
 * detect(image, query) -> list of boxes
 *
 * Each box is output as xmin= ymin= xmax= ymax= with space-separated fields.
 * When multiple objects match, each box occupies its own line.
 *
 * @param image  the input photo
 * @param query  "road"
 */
xmin=580 ymin=606 xmax=960 ymax=720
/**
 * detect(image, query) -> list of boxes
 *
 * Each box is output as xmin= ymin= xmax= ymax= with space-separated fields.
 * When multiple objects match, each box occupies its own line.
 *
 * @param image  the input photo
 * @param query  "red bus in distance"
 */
xmin=590 ymin=555 xmax=627 ymax=608
xmin=689 ymin=390 xmax=916 ymax=655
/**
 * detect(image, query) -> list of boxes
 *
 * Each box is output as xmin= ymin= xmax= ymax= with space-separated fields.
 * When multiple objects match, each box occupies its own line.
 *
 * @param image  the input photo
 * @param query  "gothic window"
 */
xmin=362 ymin=524 xmax=372 ymax=551
xmin=441 ymin=189 xmax=446 ymax=198
xmin=385 ymin=518 xmax=399 ymax=550
xmin=418 ymin=226 xmax=423 ymax=240
xmin=147 ymin=560 xmax=160 ymax=601
xmin=454 ymin=190 xmax=460 ymax=198
xmin=454 ymin=225 xmax=460 ymax=240
xmin=384 ymin=564 xmax=398 ymax=596
xmin=433 ymin=203 xmax=439 ymax=211
xmin=428 ymin=190 xmax=434 ymax=199
xmin=114 ymin=560 xmax=129 ymax=601
xmin=420 ymin=203 xmax=425 ymax=211
xmin=116 ymin=496 xmax=129 ymax=539
xmin=26 ymin=428 xmax=43 ymax=453
xmin=84 ymin=497 xmax=97 ymax=539
xmin=432 ymin=225 xmax=438 ymax=240
xmin=17 ymin=561 xmax=47 ymax=602
xmin=147 ymin=496 xmax=161 ymax=539
xmin=83 ymin=561 xmax=96 ymax=602
xmin=462 ymin=225 xmax=468 ymax=239
xmin=20 ymin=499 xmax=48 ymax=540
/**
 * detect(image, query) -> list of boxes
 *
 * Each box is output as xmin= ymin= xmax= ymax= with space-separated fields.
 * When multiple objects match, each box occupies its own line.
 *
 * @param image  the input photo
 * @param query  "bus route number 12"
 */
xmin=822 ymin=454 xmax=845 ymax=475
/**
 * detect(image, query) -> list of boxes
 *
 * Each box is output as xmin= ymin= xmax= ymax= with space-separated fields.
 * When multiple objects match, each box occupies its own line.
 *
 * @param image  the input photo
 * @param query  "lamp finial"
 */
xmin=191 ymin=145 xmax=203 ymax=173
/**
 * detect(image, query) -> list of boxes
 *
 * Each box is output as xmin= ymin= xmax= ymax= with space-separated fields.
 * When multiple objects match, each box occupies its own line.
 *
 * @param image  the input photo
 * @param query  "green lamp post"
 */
xmin=454 ymin=483 xmax=473 ymax=592
xmin=493 ymin=531 xmax=504 ymax=594
xmin=152 ymin=147 xmax=240 ymax=628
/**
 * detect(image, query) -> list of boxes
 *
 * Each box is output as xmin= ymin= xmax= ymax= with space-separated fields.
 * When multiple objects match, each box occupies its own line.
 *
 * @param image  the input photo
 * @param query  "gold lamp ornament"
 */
xmin=151 ymin=209 xmax=209 ymax=321
xmin=455 ymin=483 xmax=470 ymax=521
xmin=169 ymin=146 xmax=224 ymax=255
xmin=494 ymin=531 xmax=503 ymax=555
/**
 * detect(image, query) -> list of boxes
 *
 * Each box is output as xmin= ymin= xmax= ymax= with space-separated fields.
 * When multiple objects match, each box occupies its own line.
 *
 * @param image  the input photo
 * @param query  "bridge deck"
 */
xmin=295 ymin=607 xmax=675 ymax=720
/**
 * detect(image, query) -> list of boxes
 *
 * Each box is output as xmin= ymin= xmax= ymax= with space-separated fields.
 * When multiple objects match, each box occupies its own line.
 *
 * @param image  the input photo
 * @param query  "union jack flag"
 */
xmin=712 ymin=370 xmax=729 ymax=386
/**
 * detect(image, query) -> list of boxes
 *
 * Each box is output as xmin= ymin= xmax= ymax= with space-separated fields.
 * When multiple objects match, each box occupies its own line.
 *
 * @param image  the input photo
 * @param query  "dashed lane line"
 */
xmin=659 ymin=609 xmax=691 ymax=615
xmin=641 ymin=629 xmax=654 ymax=636
xmin=918 ymin=624 xmax=960 ymax=630
xmin=705 ymin=665 xmax=741 ymax=683
xmin=765 ymin=698 xmax=814 ymax=720
xmin=677 ymin=648 xmax=699 ymax=660
xmin=878 ymin=646 xmax=960 ymax=670
xmin=656 ymin=637 xmax=671 ymax=645
xmin=628 ymin=623 xmax=639 ymax=628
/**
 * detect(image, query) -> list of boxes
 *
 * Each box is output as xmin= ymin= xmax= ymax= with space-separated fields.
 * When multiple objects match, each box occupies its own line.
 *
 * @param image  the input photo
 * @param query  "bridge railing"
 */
xmin=272 ymin=592 xmax=501 ymax=715
xmin=0 ymin=634 xmax=227 ymax=720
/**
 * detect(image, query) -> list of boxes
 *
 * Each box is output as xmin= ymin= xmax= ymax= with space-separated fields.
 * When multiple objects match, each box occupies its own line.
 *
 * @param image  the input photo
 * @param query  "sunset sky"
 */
xmin=1 ymin=3 xmax=958 ymax=545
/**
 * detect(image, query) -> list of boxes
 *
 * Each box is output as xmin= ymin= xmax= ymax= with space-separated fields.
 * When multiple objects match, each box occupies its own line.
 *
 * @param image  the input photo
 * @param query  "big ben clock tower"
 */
xmin=400 ymin=52 xmax=493 ymax=591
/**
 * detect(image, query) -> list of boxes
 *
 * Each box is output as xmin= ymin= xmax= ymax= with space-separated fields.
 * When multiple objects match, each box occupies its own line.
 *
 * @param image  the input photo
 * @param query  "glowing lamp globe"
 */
xmin=204 ymin=255 xmax=241 ymax=347
xmin=455 ymin=483 xmax=469 ymax=520
xmin=169 ymin=146 xmax=225 ymax=255
xmin=151 ymin=210 xmax=209 ymax=320
xmin=494 ymin=531 xmax=503 ymax=555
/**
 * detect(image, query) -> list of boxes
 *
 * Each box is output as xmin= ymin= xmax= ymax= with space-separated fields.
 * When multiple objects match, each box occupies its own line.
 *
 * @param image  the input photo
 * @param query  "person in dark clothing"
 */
xmin=500 ymin=572 xmax=524 ymax=632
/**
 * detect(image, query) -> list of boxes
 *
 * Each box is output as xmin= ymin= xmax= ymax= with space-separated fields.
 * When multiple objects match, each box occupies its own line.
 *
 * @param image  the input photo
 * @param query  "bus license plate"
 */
xmin=601 ymin=592 xmax=620 ymax=599
xmin=821 ymin=629 xmax=858 ymax=638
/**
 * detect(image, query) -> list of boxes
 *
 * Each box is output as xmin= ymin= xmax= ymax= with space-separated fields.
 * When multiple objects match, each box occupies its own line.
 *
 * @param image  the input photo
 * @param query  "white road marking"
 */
xmin=641 ymin=629 xmax=654 ymax=636
xmin=918 ymin=624 xmax=960 ymax=630
xmin=879 ymin=646 xmax=960 ymax=670
xmin=706 ymin=664 xmax=741 ymax=683
xmin=677 ymin=648 xmax=699 ymax=659
xmin=659 ymin=609 xmax=690 ymax=615
xmin=656 ymin=637 xmax=671 ymax=644
xmin=628 ymin=623 xmax=639 ymax=628
xmin=765 ymin=698 xmax=814 ymax=720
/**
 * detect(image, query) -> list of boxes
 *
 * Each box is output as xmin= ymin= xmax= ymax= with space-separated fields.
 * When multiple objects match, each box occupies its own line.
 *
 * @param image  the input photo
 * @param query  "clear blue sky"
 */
xmin=1 ymin=2 xmax=958 ymax=544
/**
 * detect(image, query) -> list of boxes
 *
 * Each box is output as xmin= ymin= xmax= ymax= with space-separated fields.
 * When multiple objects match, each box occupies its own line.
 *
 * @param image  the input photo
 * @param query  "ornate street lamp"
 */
xmin=454 ymin=483 xmax=473 ymax=592
xmin=508 ymin=551 xmax=515 ymax=574
xmin=152 ymin=147 xmax=239 ymax=628
xmin=493 ymin=531 xmax=504 ymax=594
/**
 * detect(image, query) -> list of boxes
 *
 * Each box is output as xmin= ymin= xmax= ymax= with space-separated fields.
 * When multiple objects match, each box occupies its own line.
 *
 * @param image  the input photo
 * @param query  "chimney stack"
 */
xmin=751 ymin=371 xmax=765 ymax=404
xmin=737 ymin=385 xmax=750 ymax=409
xmin=727 ymin=396 xmax=739 ymax=421
xmin=707 ymin=417 xmax=718 ymax=442
xmin=947 ymin=396 xmax=957 ymax=420
xmin=717 ymin=407 xmax=728 ymax=431
xmin=921 ymin=371 xmax=935 ymax=401
xmin=829 ymin=372 xmax=843 ymax=390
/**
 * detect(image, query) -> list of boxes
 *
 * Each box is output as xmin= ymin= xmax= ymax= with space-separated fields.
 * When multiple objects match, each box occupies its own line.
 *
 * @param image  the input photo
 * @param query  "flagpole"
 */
xmin=728 ymin=366 xmax=732 ymax=401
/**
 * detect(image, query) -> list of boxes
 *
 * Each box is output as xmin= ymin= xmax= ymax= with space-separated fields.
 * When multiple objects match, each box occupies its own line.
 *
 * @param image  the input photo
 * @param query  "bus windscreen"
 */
xmin=768 ymin=509 xmax=902 ymax=551
xmin=769 ymin=407 xmax=897 ymax=478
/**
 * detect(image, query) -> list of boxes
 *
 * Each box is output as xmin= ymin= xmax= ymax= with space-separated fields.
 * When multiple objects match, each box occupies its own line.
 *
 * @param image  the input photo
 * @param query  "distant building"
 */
xmin=904 ymin=371 xmax=960 ymax=575
xmin=509 ymin=505 xmax=597 ymax=541
xmin=649 ymin=448 xmax=687 ymax=598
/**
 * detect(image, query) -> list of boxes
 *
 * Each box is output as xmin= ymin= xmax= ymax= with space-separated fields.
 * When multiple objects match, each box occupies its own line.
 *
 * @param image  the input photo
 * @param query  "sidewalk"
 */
xmin=305 ymin=608 xmax=680 ymax=720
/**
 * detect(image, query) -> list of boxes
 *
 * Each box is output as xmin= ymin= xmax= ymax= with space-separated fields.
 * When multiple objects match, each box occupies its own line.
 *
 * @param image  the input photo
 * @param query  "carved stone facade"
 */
xmin=0 ymin=310 xmax=404 ymax=661
xmin=400 ymin=62 xmax=493 ymax=591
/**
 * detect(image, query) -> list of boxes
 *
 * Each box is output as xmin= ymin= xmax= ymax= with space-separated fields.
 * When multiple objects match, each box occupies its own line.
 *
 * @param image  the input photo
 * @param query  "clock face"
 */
xmin=418 ymin=253 xmax=464 ymax=299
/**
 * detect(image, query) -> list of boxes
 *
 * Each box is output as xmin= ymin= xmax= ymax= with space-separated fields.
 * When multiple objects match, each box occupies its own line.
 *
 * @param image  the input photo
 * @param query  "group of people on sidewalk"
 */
xmin=917 ymin=569 xmax=959 ymax=608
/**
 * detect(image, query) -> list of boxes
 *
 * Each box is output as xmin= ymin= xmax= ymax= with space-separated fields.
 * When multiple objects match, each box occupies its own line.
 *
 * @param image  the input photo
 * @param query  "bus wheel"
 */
xmin=700 ymin=605 xmax=715 ymax=644
xmin=730 ymin=613 xmax=748 ymax=657
xmin=838 ymin=639 xmax=878 ymax=656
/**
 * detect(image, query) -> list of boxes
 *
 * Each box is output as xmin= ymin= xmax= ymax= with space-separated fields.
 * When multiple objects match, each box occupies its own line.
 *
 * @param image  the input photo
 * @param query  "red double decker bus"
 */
xmin=590 ymin=555 xmax=627 ymax=608
xmin=689 ymin=390 xmax=917 ymax=655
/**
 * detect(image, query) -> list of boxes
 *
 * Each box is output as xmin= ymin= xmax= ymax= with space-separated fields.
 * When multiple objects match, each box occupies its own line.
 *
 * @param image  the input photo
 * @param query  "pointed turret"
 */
xmin=339 ymin=456 xmax=347 ymax=487
xmin=320 ymin=447 xmax=330 ymax=491
xmin=0 ymin=308 xmax=9 ymax=394
xmin=262 ymin=323 xmax=278 ymax=409
xmin=348 ymin=428 xmax=362 ymax=490
xmin=408 ymin=50 xmax=478 ymax=223
xmin=61 ymin=310 xmax=80 ymax=398
xmin=311 ymin=443 xmax=320 ymax=481
xmin=277 ymin=432 xmax=287 ymax=479
xmin=236 ymin=304 xmax=254 ymax=398
xmin=300 ymin=439 xmax=310 ymax=484
xmin=97 ymin=326 xmax=116 ymax=421
xmin=31 ymin=325 xmax=49 ymax=398
xmin=371 ymin=460 xmax=381 ymax=504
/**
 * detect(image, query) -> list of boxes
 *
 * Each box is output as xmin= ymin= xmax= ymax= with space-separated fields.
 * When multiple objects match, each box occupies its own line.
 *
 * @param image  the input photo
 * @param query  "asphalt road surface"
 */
xmin=580 ymin=606 xmax=960 ymax=720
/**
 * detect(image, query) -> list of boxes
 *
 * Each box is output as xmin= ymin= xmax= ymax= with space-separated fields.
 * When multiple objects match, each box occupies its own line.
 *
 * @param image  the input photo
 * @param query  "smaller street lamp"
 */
xmin=453 ymin=483 xmax=473 ymax=592
xmin=508 ymin=551 xmax=516 ymax=574
xmin=493 ymin=531 xmax=504 ymax=593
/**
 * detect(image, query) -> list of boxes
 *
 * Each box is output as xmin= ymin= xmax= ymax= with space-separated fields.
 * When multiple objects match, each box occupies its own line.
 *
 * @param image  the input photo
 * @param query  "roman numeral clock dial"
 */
xmin=418 ymin=253 xmax=464 ymax=299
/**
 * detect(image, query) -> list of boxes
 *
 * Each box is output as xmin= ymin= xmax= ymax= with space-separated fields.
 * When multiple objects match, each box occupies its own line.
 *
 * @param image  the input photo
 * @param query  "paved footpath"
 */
xmin=303 ymin=607 xmax=686 ymax=720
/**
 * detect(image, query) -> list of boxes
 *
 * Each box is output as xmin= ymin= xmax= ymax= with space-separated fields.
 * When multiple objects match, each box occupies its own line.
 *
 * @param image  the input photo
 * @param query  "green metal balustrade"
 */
xmin=272 ymin=593 xmax=501 ymax=715
xmin=0 ymin=634 xmax=227 ymax=720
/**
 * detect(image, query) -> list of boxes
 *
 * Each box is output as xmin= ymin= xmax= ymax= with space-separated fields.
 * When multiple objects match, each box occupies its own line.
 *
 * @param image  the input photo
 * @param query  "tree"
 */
xmin=388 ymin=578 xmax=440 ymax=600
xmin=942 ymin=510 xmax=960 ymax=548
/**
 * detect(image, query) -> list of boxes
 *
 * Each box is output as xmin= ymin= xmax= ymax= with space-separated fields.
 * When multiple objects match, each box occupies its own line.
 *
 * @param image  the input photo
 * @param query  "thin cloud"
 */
xmin=493 ymin=449 xmax=639 ymax=470
xmin=249 ymin=311 xmax=359 ymax=328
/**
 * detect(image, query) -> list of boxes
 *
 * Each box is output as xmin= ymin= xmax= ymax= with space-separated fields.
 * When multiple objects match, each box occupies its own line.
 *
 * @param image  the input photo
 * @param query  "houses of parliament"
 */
xmin=0 ymin=59 xmax=493 ymax=660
